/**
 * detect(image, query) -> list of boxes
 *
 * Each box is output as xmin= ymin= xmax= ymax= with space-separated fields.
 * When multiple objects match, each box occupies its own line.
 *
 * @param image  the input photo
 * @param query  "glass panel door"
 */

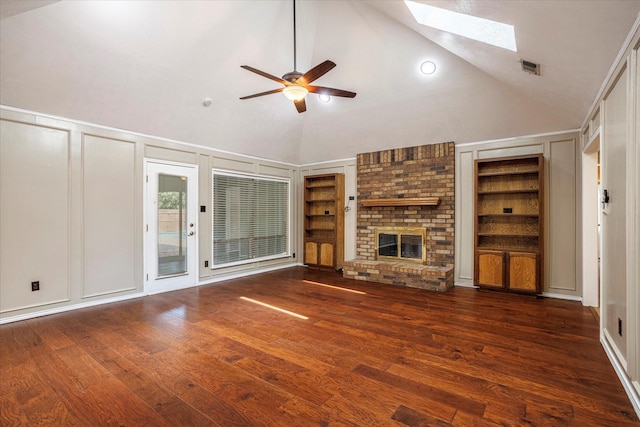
xmin=145 ymin=161 xmax=197 ymax=295
xmin=157 ymin=174 xmax=189 ymax=276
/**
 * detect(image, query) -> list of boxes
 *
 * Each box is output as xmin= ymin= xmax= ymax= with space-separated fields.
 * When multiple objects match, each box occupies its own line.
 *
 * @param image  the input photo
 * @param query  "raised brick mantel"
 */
xmin=342 ymin=142 xmax=455 ymax=291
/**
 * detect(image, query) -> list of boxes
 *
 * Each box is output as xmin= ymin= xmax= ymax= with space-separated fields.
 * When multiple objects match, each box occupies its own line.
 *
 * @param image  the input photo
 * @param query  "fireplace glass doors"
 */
xmin=375 ymin=227 xmax=427 ymax=264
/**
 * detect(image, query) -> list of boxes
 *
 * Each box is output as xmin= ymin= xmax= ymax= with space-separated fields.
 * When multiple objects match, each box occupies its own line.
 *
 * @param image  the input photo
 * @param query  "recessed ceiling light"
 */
xmin=318 ymin=94 xmax=331 ymax=103
xmin=420 ymin=60 xmax=436 ymax=75
xmin=404 ymin=0 xmax=517 ymax=52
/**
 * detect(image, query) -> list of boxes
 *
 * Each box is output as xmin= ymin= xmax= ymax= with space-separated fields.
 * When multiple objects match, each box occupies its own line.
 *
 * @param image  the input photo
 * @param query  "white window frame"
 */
xmin=211 ymin=169 xmax=291 ymax=269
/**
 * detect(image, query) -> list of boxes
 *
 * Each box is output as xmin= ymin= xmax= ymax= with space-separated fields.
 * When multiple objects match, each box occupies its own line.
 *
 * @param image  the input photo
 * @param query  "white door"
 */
xmin=145 ymin=161 xmax=198 ymax=294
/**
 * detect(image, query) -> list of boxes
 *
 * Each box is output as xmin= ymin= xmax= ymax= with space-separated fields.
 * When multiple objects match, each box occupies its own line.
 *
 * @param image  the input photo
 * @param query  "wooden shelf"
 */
xmin=361 ymin=197 xmax=440 ymax=207
xmin=477 ymin=170 xmax=539 ymax=177
xmin=477 ymin=189 xmax=539 ymax=195
xmin=478 ymin=213 xmax=539 ymax=217
xmin=477 ymin=245 xmax=540 ymax=252
xmin=306 ymin=183 xmax=336 ymax=189
xmin=478 ymin=233 xmax=539 ymax=237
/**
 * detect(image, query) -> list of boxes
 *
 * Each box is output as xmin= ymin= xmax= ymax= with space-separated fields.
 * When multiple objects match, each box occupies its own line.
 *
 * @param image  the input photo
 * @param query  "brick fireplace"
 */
xmin=342 ymin=142 xmax=455 ymax=291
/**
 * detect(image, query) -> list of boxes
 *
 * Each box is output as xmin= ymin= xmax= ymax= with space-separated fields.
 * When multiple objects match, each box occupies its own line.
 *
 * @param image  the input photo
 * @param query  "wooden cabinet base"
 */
xmin=476 ymin=250 xmax=540 ymax=294
xmin=305 ymin=241 xmax=339 ymax=271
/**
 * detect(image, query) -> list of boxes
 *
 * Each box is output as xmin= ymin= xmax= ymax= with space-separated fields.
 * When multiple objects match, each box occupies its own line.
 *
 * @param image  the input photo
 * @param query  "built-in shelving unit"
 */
xmin=474 ymin=154 xmax=544 ymax=294
xmin=304 ymin=173 xmax=345 ymax=271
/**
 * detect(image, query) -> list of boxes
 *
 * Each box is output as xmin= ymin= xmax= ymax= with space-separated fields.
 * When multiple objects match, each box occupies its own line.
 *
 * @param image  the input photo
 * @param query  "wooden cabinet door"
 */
xmin=304 ymin=241 xmax=318 ymax=265
xmin=507 ymin=252 xmax=538 ymax=292
xmin=319 ymin=242 xmax=334 ymax=267
xmin=476 ymin=250 xmax=505 ymax=288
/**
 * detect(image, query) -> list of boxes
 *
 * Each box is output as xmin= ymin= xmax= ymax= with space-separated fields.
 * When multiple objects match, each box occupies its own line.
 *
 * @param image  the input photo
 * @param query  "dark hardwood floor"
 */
xmin=1 ymin=267 xmax=637 ymax=426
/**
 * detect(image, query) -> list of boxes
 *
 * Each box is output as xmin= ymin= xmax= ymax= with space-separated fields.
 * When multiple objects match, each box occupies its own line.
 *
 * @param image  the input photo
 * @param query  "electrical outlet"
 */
xmin=293 ymin=252 xmax=296 ymax=258
xmin=618 ymin=318 xmax=623 ymax=336
xmin=204 ymin=260 xmax=209 ymax=267
xmin=349 ymin=196 xmax=355 ymax=200
xmin=31 ymin=281 xmax=40 ymax=291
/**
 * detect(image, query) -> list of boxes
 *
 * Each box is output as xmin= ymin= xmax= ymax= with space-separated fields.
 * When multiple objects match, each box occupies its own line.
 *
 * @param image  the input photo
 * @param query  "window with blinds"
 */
xmin=212 ymin=171 xmax=289 ymax=267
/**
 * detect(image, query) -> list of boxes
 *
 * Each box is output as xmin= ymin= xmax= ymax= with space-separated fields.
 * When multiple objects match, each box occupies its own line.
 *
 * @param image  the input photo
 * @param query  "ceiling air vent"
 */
xmin=521 ymin=59 xmax=540 ymax=76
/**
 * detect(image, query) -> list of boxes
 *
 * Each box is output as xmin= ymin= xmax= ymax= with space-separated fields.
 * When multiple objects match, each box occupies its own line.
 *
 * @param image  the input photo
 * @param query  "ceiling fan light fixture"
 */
xmin=283 ymin=84 xmax=308 ymax=101
xmin=318 ymin=93 xmax=331 ymax=103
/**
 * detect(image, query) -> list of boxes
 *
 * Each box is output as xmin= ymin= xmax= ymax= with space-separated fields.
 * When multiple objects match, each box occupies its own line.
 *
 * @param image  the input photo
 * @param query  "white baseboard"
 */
xmin=541 ymin=292 xmax=582 ymax=302
xmin=198 ymin=262 xmax=302 ymax=287
xmin=0 ymin=291 xmax=145 ymax=325
xmin=602 ymin=331 xmax=640 ymax=418
xmin=454 ymin=281 xmax=477 ymax=288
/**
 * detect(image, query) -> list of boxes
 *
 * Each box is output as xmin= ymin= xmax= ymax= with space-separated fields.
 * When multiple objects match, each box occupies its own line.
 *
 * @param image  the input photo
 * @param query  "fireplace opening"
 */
xmin=375 ymin=227 xmax=427 ymax=264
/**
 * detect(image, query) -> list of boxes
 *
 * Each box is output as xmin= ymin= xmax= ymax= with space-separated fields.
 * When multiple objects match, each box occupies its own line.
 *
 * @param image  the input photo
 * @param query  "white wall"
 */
xmin=299 ymin=159 xmax=358 ymax=263
xmin=1 ymin=117 xmax=75 ymax=312
xmin=455 ymin=132 xmax=582 ymax=299
xmin=581 ymin=18 xmax=640 ymax=416
xmin=601 ymin=65 xmax=628 ymax=362
xmin=0 ymin=107 xmax=299 ymax=323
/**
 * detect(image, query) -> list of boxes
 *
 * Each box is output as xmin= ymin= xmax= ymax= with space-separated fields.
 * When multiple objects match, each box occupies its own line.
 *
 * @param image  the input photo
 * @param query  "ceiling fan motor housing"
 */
xmin=282 ymin=71 xmax=303 ymax=83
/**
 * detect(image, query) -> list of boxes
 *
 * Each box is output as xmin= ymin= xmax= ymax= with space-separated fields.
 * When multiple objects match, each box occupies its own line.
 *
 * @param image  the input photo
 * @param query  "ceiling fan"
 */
xmin=239 ymin=0 xmax=356 ymax=113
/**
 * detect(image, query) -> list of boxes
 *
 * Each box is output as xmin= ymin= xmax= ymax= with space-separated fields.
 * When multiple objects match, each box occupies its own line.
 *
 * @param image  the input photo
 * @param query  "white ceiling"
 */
xmin=1 ymin=0 xmax=638 ymax=164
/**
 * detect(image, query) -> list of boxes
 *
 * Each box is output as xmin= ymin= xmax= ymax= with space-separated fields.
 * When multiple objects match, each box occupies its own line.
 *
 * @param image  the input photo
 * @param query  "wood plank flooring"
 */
xmin=1 ymin=267 xmax=637 ymax=426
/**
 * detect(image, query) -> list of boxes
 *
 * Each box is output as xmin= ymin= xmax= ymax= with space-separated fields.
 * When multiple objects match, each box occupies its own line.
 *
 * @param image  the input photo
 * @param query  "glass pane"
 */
xmin=401 ymin=234 xmax=422 ymax=259
xmin=378 ymin=234 xmax=398 ymax=257
xmin=158 ymin=174 xmax=188 ymax=276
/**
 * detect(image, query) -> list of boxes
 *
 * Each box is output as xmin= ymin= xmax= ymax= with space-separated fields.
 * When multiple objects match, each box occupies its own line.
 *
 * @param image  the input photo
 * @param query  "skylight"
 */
xmin=404 ymin=1 xmax=517 ymax=52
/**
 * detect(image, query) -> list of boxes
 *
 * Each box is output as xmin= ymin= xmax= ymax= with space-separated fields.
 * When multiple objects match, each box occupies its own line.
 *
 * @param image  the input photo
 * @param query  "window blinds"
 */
xmin=212 ymin=172 xmax=289 ymax=267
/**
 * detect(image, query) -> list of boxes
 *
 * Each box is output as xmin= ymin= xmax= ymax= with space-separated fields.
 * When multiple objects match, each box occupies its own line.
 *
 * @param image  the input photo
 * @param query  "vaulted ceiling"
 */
xmin=1 ymin=1 xmax=638 ymax=164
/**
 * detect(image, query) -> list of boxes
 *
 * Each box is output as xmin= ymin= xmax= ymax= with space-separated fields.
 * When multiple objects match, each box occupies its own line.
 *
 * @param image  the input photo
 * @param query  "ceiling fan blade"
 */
xmin=308 ymin=86 xmax=357 ymax=98
xmin=239 ymin=88 xmax=284 ymax=100
xmin=241 ymin=65 xmax=289 ymax=85
xmin=296 ymin=60 xmax=336 ymax=85
xmin=294 ymin=98 xmax=306 ymax=113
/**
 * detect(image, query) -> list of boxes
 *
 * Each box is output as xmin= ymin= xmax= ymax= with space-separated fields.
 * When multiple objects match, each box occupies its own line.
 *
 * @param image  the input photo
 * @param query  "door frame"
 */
xmin=582 ymin=138 xmax=601 ymax=309
xmin=143 ymin=159 xmax=198 ymax=295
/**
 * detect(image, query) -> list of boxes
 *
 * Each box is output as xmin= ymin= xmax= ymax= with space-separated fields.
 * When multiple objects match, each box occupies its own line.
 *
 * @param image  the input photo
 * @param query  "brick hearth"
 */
xmin=342 ymin=259 xmax=453 ymax=291
xmin=343 ymin=142 xmax=455 ymax=291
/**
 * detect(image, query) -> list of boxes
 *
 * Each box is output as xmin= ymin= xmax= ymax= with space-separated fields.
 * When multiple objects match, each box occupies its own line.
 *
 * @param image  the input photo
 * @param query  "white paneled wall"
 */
xmin=0 ymin=120 xmax=71 ymax=312
xmin=299 ymin=159 xmax=358 ymax=263
xmin=602 ymin=65 xmax=629 ymax=362
xmin=82 ymin=134 xmax=137 ymax=298
xmin=0 ymin=108 xmax=299 ymax=323
xmin=455 ymin=132 xmax=581 ymax=299
xmin=580 ymin=20 xmax=640 ymax=416
xmin=548 ymin=138 xmax=579 ymax=292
